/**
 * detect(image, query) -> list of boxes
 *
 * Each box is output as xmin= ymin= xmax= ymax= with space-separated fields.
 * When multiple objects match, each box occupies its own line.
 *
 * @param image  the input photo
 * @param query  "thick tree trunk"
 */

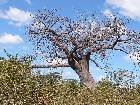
xmin=78 ymin=69 xmax=96 ymax=90
xmin=68 ymin=53 xmax=96 ymax=90
xmin=77 ymin=57 xmax=96 ymax=90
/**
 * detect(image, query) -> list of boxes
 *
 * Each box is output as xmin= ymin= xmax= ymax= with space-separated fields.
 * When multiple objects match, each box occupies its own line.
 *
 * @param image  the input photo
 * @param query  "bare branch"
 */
xmin=90 ymin=59 xmax=100 ymax=68
xmin=113 ymin=48 xmax=129 ymax=54
xmin=31 ymin=64 xmax=70 ymax=68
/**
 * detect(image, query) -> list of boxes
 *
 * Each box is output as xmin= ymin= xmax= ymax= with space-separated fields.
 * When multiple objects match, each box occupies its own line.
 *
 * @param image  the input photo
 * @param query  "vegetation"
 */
xmin=0 ymin=56 xmax=140 ymax=105
xmin=0 ymin=9 xmax=140 ymax=104
xmin=28 ymin=9 xmax=140 ymax=90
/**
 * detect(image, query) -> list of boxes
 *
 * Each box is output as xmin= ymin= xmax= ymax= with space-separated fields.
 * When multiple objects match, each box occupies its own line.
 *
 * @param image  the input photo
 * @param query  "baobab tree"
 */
xmin=28 ymin=10 xmax=140 ymax=90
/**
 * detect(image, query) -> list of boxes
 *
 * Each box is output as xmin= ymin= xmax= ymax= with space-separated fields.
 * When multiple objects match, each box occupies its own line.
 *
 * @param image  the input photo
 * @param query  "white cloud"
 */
xmin=62 ymin=70 xmax=79 ymax=80
xmin=0 ymin=7 xmax=32 ymax=27
xmin=96 ymin=75 xmax=105 ymax=81
xmin=48 ymin=57 xmax=68 ymax=65
xmin=25 ymin=0 xmax=31 ymax=5
xmin=33 ymin=21 xmax=45 ymax=29
xmin=124 ymin=52 xmax=140 ymax=63
xmin=106 ymin=0 xmax=140 ymax=20
xmin=0 ymin=33 xmax=23 ymax=44
xmin=103 ymin=9 xmax=115 ymax=19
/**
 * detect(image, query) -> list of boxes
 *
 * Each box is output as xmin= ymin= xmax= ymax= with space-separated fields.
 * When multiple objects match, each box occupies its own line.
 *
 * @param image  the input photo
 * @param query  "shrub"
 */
xmin=0 ymin=56 xmax=140 ymax=105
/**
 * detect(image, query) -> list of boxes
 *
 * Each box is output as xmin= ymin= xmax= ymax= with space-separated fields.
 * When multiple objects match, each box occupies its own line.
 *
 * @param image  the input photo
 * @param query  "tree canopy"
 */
xmin=28 ymin=9 xmax=140 ymax=90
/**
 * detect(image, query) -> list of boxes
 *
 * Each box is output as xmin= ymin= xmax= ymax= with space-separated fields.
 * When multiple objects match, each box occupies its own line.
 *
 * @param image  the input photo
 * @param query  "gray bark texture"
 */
xmin=68 ymin=53 xmax=96 ymax=90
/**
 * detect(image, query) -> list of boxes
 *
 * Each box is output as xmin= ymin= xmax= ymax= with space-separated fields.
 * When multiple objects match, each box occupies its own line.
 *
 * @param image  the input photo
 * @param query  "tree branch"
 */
xmin=31 ymin=64 xmax=70 ymax=68
xmin=90 ymin=59 xmax=101 ymax=68
xmin=113 ymin=48 xmax=129 ymax=54
xmin=29 ymin=28 xmax=69 ymax=55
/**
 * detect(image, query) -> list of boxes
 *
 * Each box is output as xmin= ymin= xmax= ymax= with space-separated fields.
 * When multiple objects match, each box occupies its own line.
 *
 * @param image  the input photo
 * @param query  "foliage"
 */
xmin=0 ymin=56 xmax=140 ymax=105
xmin=0 ymin=57 xmax=40 ymax=105
xmin=94 ymin=79 xmax=140 ymax=105
xmin=28 ymin=10 xmax=140 ymax=62
xmin=27 ymin=9 xmax=140 ymax=90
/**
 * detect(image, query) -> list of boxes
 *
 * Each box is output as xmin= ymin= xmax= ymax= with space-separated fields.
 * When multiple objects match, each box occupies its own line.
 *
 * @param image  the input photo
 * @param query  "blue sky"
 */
xmin=0 ymin=0 xmax=140 ymax=82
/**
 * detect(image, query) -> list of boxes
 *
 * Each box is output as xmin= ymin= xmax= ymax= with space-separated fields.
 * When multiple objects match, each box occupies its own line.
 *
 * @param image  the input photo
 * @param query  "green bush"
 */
xmin=0 ymin=58 xmax=36 ymax=104
xmin=0 ymin=56 xmax=140 ymax=105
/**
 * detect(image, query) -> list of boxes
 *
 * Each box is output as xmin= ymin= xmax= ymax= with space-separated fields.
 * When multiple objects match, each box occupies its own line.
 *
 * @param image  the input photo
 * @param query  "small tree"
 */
xmin=28 ymin=10 xmax=140 ymax=90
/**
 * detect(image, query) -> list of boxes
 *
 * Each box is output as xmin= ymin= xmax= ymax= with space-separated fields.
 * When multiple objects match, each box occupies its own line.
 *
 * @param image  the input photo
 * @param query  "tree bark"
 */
xmin=77 ymin=56 xmax=96 ymax=90
xmin=32 ymin=53 xmax=96 ymax=90
xmin=68 ymin=53 xmax=96 ymax=90
xmin=78 ymin=69 xmax=96 ymax=90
